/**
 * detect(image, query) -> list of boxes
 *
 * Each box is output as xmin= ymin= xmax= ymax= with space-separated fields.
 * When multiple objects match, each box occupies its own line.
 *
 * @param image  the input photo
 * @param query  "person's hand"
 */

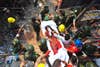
xmin=93 ymin=52 xmax=100 ymax=57
xmin=20 ymin=61 xmax=26 ymax=67
xmin=16 ymin=34 xmax=20 ymax=38
xmin=61 ymin=60 xmax=67 ymax=65
xmin=83 ymin=40 xmax=91 ymax=44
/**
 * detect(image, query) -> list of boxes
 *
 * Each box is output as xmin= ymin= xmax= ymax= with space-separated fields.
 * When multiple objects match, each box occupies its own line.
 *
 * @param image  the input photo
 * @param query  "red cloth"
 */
xmin=50 ymin=36 xmax=62 ymax=54
xmin=67 ymin=43 xmax=79 ymax=53
xmin=45 ymin=30 xmax=62 ymax=54
xmin=67 ymin=64 xmax=73 ymax=67
xmin=45 ymin=50 xmax=51 ymax=57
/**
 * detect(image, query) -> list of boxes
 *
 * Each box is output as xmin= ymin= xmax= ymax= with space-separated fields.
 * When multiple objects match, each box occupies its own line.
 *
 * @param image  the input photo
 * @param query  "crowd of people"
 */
xmin=2 ymin=0 xmax=100 ymax=67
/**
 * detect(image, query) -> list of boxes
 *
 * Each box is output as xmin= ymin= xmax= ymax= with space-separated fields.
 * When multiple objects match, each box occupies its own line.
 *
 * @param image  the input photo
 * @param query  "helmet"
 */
xmin=26 ymin=45 xmax=34 ymax=51
xmin=13 ymin=38 xmax=20 ymax=45
xmin=39 ymin=38 xmax=48 ymax=53
xmin=24 ymin=51 xmax=38 ymax=61
xmin=58 ymin=24 xmax=65 ymax=32
xmin=74 ymin=39 xmax=83 ymax=47
xmin=7 ymin=17 xmax=16 ymax=23
xmin=40 ymin=38 xmax=47 ymax=45
xmin=38 ymin=63 xmax=45 ymax=67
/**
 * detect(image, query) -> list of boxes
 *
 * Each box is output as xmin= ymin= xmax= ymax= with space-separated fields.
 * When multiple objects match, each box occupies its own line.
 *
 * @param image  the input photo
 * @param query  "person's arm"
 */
xmin=34 ymin=50 xmax=50 ymax=67
xmin=34 ymin=54 xmax=45 ymax=67
xmin=20 ymin=61 xmax=26 ymax=67
xmin=93 ymin=51 xmax=100 ymax=57
xmin=61 ymin=60 xmax=68 ymax=66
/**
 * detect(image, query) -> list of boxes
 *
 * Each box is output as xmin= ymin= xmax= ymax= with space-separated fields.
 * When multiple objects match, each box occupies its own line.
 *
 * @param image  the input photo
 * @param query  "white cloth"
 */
xmin=41 ymin=20 xmax=58 ymax=35
xmin=48 ymin=48 xmax=69 ymax=66
xmin=47 ymin=39 xmax=69 ymax=66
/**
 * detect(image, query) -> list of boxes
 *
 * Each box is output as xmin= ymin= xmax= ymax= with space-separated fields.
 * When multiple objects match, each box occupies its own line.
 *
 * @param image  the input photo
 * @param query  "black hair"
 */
xmin=45 ymin=25 xmax=54 ymax=31
xmin=45 ymin=25 xmax=50 ymax=30
xmin=65 ymin=34 xmax=70 ymax=40
xmin=60 ymin=10 xmax=65 ymax=16
xmin=32 ymin=17 xmax=36 ymax=22
xmin=52 ymin=59 xmax=61 ymax=67
xmin=41 ymin=6 xmax=49 ymax=20
xmin=71 ymin=55 xmax=77 ymax=65
xmin=44 ymin=6 xmax=49 ymax=13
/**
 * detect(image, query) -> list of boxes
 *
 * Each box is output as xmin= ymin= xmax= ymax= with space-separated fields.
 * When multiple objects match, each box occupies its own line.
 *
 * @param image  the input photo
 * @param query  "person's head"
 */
xmin=39 ymin=38 xmax=48 ymax=53
xmin=48 ymin=13 xmax=54 ymax=20
xmin=45 ymin=25 xmax=53 ymax=31
xmin=71 ymin=55 xmax=77 ymax=65
xmin=43 ymin=6 xmax=49 ymax=13
xmin=58 ymin=24 xmax=66 ymax=33
xmin=38 ymin=63 xmax=45 ymax=67
xmin=60 ymin=10 xmax=65 ymax=16
xmin=65 ymin=34 xmax=70 ymax=40
xmin=52 ymin=59 xmax=61 ymax=67
xmin=32 ymin=17 xmax=36 ymax=22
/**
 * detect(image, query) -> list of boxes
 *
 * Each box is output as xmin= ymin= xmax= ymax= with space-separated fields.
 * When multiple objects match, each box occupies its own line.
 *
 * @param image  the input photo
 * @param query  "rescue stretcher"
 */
xmin=40 ymin=20 xmax=69 ymax=66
